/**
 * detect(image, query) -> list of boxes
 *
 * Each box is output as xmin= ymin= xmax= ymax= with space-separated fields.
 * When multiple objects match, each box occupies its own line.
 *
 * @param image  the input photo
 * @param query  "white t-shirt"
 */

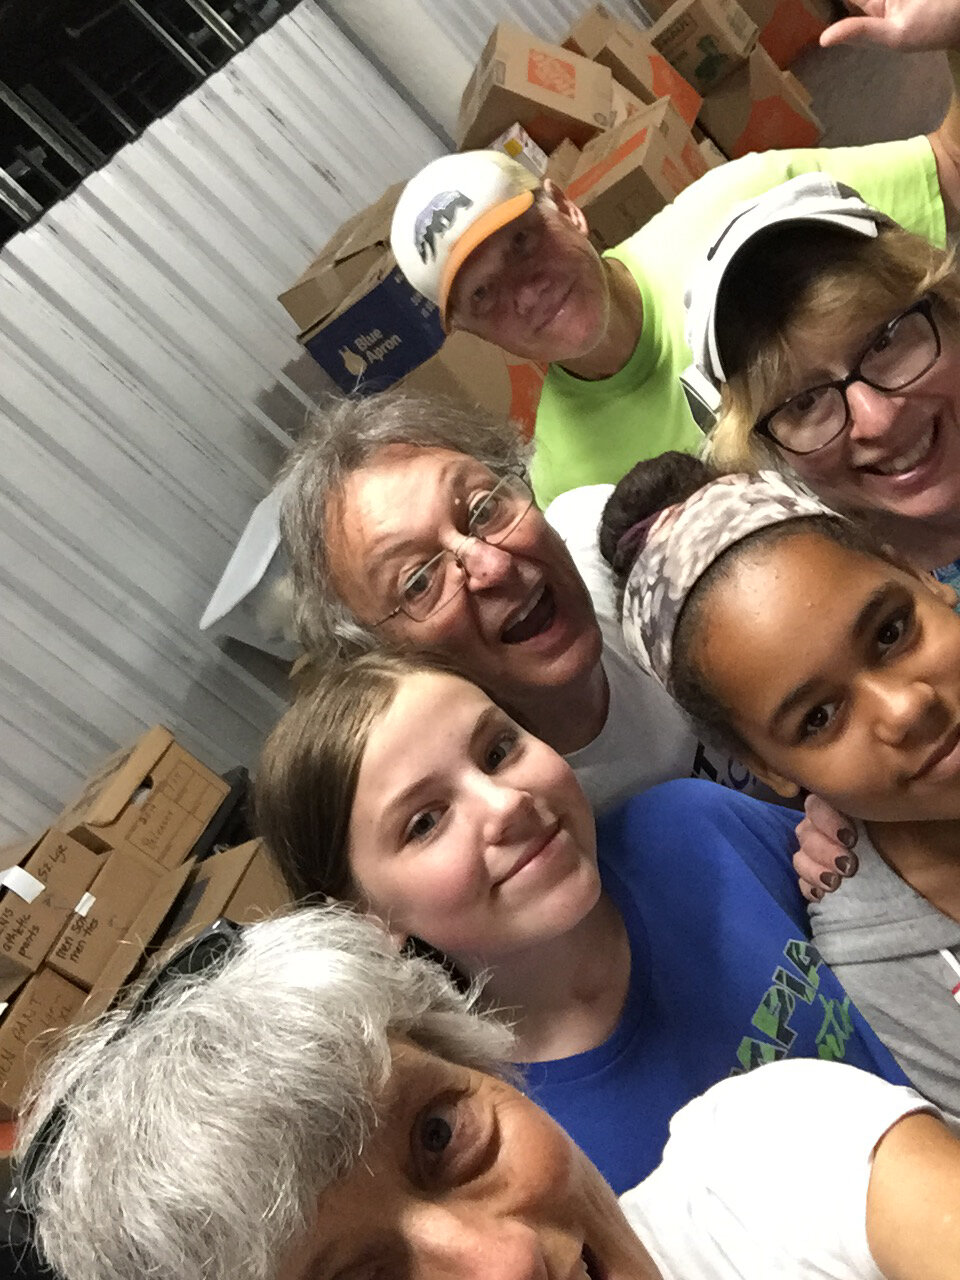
xmin=620 ymin=1059 xmax=939 ymax=1280
xmin=546 ymin=484 xmax=764 ymax=812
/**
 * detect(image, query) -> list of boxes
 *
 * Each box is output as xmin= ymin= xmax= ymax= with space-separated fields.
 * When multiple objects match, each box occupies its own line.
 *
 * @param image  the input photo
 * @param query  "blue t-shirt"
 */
xmin=523 ymin=779 xmax=908 ymax=1194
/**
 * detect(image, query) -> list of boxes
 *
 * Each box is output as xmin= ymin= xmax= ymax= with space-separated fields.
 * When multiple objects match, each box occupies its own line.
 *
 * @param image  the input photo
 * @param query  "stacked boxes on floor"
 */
xmin=279 ymin=2 xmax=826 ymax=413
xmin=0 ymin=729 xmax=291 ymax=1119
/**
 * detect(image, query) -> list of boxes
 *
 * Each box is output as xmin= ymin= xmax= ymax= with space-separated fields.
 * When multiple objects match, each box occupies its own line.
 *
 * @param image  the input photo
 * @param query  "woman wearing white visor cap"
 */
xmin=690 ymin=170 xmax=960 ymax=600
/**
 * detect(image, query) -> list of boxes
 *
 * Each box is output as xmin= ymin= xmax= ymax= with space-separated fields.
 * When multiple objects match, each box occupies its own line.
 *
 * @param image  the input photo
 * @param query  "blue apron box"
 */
xmin=301 ymin=256 xmax=445 ymax=394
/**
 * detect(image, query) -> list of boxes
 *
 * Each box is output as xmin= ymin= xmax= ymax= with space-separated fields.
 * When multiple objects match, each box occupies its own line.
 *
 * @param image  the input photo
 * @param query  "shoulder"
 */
xmin=602 ymin=778 xmax=797 ymax=846
xmin=621 ymin=1060 xmax=935 ymax=1277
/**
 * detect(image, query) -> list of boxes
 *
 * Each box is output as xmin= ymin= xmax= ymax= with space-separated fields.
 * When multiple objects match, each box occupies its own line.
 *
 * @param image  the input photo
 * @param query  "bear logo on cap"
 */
xmin=414 ymin=191 xmax=473 ymax=264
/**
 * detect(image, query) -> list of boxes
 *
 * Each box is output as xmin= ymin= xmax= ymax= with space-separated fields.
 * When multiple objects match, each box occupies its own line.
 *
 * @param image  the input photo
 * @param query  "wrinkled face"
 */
xmin=327 ymin=446 xmax=603 ymax=716
xmin=446 ymin=197 xmax=610 ymax=363
xmin=348 ymin=672 xmax=600 ymax=961
xmin=694 ymin=530 xmax=960 ymax=822
xmin=287 ymin=1042 xmax=660 ymax=1280
xmin=769 ymin=304 xmax=960 ymax=526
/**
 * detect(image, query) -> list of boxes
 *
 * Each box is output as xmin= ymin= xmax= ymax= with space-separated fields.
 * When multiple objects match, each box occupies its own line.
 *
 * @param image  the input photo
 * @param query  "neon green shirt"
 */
xmin=531 ymin=136 xmax=946 ymax=507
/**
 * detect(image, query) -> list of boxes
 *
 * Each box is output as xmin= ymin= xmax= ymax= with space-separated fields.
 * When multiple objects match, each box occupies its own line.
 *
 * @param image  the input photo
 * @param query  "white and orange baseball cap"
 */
xmin=390 ymin=150 xmax=541 ymax=327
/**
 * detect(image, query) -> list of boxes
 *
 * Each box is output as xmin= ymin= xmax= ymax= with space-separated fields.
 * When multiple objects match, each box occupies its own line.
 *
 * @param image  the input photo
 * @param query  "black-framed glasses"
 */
xmin=373 ymin=469 xmax=535 ymax=626
xmin=754 ymin=296 xmax=942 ymax=456
xmin=8 ymin=919 xmax=243 ymax=1221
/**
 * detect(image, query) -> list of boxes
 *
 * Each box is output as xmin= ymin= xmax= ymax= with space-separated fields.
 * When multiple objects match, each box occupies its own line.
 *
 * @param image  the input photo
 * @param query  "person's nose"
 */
xmin=512 ymin=268 xmax=552 ymax=318
xmin=844 ymin=379 xmax=907 ymax=447
xmin=477 ymin=776 xmax=542 ymax=848
xmin=864 ymin=671 xmax=948 ymax=748
xmin=455 ymin=534 xmax=515 ymax=592
xmin=407 ymin=1205 xmax=547 ymax=1280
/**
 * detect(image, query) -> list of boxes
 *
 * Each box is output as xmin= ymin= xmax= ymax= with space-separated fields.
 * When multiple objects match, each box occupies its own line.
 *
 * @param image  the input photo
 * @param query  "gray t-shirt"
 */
xmin=546 ymin=484 xmax=772 ymax=813
xmin=809 ymin=826 xmax=960 ymax=1119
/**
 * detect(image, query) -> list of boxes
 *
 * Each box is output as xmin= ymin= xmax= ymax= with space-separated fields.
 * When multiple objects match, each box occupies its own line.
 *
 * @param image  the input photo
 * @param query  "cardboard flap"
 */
xmin=84 ymin=726 xmax=174 ymax=828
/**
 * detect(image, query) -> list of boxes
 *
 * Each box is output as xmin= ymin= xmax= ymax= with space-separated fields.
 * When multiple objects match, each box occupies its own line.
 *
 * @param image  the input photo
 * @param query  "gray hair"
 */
xmin=280 ymin=390 xmax=533 ymax=657
xmin=19 ymin=908 xmax=514 ymax=1280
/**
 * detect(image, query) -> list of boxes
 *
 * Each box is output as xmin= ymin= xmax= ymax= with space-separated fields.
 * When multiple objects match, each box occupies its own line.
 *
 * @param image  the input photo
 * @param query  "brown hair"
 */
xmin=254 ymin=651 xmax=462 ymax=902
xmin=706 ymin=222 xmax=960 ymax=472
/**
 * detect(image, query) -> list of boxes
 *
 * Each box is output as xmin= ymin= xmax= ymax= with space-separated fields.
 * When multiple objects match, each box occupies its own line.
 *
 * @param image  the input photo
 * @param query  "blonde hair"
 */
xmin=705 ymin=223 xmax=960 ymax=473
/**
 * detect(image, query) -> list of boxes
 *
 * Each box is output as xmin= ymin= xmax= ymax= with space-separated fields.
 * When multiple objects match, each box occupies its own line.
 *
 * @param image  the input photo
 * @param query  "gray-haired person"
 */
xmin=279 ymin=390 xmax=852 ymax=889
xmin=17 ymin=908 xmax=960 ymax=1280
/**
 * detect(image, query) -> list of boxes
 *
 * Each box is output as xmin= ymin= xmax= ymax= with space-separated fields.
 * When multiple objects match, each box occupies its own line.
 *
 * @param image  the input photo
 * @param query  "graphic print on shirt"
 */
xmin=732 ymin=939 xmax=854 ymax=1074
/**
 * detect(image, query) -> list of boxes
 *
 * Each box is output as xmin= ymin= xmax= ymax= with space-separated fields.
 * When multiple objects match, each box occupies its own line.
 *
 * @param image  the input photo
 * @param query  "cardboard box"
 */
xmin=79 ymin=859 xmax=196 ymax=1024
xmin=0 ymin=966 xmax=87 ymax=1118
xmin=738 ymin=0 xmax=828 ymax=67
xmin=698 ymin=134 xmax=728 ymax=168
xmin=47 ymin=847 xmax=170 ymax=989
xmin=0 ymin=831 xmax=104 ymax=1001
xmin=633 ymin=97 xmax=709 ymax=182
xmin=545 ymin=138 xmax=582 ymax=187
xmin=490 ymin=122 xmax=549 ymax=176
xmin=457 ymin=22 xmax=613 ymax=152
xmin=300 ymin=251 xmax=445 ymax=394
xmin=610 ymin=79 xmax=645 ymax=128
xmin=277 ymin=183 xmax=402 ymax=331
xmin=698 ymin=44 xmax=821 ymax=158
xmin=157 ymin=840 xmax=292 ymax=962
xmin=564 ymin=5 xmax=702 ymax=126
xmin=567 ymin=111 xmax=701 ymax=250
xmin=56 ymin=727 xmax=231 ymax=870
xmin=649 ymin=0 xmax=758 ymax=94
xmin=400 ymin=331 xmax=547 ymax=438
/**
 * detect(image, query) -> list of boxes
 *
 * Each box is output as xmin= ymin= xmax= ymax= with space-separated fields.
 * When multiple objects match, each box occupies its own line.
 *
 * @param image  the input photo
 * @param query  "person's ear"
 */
xmin=879 ymin=544 xmax=958 ymax=609
xmin=362 ymin=903 xmax=407 ymax=952
xmin=921 ymin=570 xmax=957 ymax=609
xmin=741 ymin=755 xmax=802 ymax=800
xmin=542 ymin=179 xmax=589 ymax=236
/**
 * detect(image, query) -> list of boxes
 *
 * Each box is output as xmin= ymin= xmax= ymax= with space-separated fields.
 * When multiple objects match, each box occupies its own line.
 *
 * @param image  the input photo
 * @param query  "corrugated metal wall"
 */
xmin=1 ymin=0 xmax=646 ymax=842
xmin=0 ymin=1 xmax=447 ymax=842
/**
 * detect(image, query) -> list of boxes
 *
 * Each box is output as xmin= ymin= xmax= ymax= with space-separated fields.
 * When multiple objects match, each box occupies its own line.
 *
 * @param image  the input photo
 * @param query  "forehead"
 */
xmin=359 ymin=671 xmax=494 ymax=780
xmin=698 ymin=531 xmax=899 ymax=698
xmin=330 ymin=445 xmax=493 ymax=564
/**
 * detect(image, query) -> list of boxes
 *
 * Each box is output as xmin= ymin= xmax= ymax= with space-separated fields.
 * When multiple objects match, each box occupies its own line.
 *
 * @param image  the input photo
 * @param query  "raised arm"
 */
xmin=867 ymin=1111 xmax=960 ymax=1280
xmin=820 ymin=2 xmax=960 ymax=229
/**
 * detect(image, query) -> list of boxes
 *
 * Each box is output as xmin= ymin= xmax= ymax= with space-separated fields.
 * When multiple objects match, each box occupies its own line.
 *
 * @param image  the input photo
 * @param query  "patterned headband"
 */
xmin=620 ymin=470 xmax=832 ymax=688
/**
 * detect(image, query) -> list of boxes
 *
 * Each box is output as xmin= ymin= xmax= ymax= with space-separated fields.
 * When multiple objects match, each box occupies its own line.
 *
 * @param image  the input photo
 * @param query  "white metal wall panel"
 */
xmin=0 ymin=1 xmax=445 ymax=842
xmin=420 ymin=0 xmax=651 ymax=57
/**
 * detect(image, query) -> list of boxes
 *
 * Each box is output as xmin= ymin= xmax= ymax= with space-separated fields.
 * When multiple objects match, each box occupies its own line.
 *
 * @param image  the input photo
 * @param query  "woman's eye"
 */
xmin=402 ymin=568 xmax=430 ymax=601
xmin=405 ymin=809 xmax=440 ymax=843
xmin=485 ymin=732 xmax=517 ymax=771
xmin=411 ymin=1094 xmax=484 ymax=1186
xmin=876 ymin=608 xmax=911 ymax=652
xmin=800 ymin=701 xmax=839 ymax=740
xmin=420 ymin=1109 xmax=454 ymax=1154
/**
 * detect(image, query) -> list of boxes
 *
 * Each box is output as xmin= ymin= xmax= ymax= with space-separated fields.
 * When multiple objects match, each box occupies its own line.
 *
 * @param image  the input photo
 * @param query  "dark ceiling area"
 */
xmin=0 ymin=0 xmax=293 ymax=243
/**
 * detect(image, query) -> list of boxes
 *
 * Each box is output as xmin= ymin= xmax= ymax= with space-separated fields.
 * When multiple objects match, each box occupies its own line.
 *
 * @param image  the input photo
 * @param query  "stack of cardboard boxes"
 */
xmin=641 ymin=0 xmax=825 ymax=156
xmin=0 ymin=727 xmax=291 ymax=1120
xmin=278 ymin=2 xmax=828 ymax=409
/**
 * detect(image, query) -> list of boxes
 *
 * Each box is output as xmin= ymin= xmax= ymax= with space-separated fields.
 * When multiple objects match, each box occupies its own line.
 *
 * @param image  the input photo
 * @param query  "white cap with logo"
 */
xmin=684 ymin=173 xmax=893 ymax=392
xmin=390 ymin=150 xmax=541 ymax=327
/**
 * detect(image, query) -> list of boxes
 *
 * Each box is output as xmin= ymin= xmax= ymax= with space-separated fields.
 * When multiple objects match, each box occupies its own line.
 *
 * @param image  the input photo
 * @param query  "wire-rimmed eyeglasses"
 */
xmin=373 ymin=469 xmax=534 ymax=626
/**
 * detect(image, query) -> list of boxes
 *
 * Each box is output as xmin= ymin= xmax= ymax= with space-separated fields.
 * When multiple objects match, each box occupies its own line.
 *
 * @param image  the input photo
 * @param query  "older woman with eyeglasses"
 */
xmin=282 ymin=392 xmax=782 ymax=812
xmin=279 ymin=391 xmax=854 ymax=894
xmin=694 ymin=172 xmax=960 ymax=598
xmin=16 ymin=909 xmax=960 ymax=1280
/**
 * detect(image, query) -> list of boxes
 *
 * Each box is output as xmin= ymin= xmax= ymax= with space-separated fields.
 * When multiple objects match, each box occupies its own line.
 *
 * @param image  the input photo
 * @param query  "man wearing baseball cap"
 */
xmin=391 ymin=0 xmax=960 ymax=508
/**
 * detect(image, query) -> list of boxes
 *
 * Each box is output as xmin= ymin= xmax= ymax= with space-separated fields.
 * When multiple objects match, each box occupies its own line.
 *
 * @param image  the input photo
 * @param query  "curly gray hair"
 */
xmin=280 ymin=390 xmax=532 ymax=657
xmin=19 ymin=908 xmax=514 ymax=1280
